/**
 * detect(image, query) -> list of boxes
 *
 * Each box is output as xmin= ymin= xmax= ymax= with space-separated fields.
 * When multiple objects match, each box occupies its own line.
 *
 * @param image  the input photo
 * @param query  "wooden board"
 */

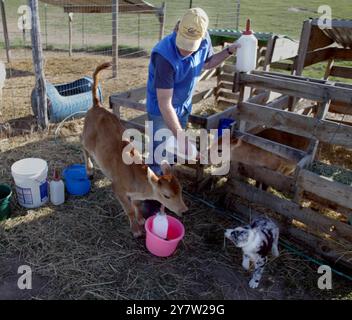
xmin=235 ymin=162 xmax=295 ymax=194
xmin=219 ymin=73 xmax=235 ymax=83
xmin=334 ymin=48 xmax=352 ymax=60
xmin=270 ymin=36 xmax=299 ymax=63
xmin=216 ymin=90 xmax=239 ymax=101
xmin=246 ymin=90 xmax=270 ymax=105
xmin=329 ymin=101 xmax=352 ymax=115
xmin=206 ymin=106 xmax=237 ymax=129
xmin=304 ymin=191 xmax=352 ymax=221
xmin=188 ymin=114 xmax=207 ymax=127
xmin=199 ymin=68 xmax=217 ymax=81
xmin=266 ymin=95 xmax=290 ymax=109
xmin=239 ymin=72 xmax=352 ymax=104
xmin=304 ymin=47 xmax=335 ymax=67
xmin=229 ymin=179 xmax=352 ymax=243
xmin=293 ymin=19 xmax=313 ymax=75
xmin=227 ymin=200 xmax=352 ymax=270
xmin=192 ymin=88 xmax=215 ymax=104
xmin=330 ymin=66 xmax=352 ymax=79
xmin=110 ymin=96 xmax=146 ymax=112
xmin=218 ymin=82 xmax=235 ymax=91
xmin=311 ymin=19 xmax=352 ymax=28
xmin=237 ymin=102 xmax=352 ymax=148
xmin=233 ymin=130 xmax=306 ymax=162
xmin=270 ymin=62 xmax=293 ymax=71
xmin=111 ymin=87 xmax=146 ymax=101
xmin=298 ymin=169 xmax=352 ymax=211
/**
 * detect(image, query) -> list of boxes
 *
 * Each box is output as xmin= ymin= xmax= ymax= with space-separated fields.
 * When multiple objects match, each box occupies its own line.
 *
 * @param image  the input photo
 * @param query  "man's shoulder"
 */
xmin=153 ymin=32 xmax=176 ymax=50
xmin=154 ymin=53 xmax=173 ymax=70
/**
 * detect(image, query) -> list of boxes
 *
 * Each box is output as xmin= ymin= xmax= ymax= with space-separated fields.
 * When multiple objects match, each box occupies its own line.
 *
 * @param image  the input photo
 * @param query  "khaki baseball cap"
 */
xmin=176 ymin=8 xmax=209 ymax=52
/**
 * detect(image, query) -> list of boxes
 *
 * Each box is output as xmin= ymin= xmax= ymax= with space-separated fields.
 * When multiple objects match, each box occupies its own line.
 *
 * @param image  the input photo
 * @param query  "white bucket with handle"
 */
xmin=11 ymin=158 xmax=49 ymax=209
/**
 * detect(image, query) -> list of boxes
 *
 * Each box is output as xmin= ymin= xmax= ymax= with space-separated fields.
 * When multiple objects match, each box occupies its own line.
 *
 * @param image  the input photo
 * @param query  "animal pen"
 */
xmin=110 ymin=19 xmax=352 ymax=272
xmin=0 ymin=0 xmax=242 ymax=128
xmin=1 ymin=0 xmax=352 ymax=299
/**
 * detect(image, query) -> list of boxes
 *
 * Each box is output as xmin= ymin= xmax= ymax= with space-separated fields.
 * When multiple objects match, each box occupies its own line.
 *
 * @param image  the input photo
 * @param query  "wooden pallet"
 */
xmin=109 ymin=45 xmax=352 ymax=272
xmin=222 ymin=70 xmax=352 ymax=271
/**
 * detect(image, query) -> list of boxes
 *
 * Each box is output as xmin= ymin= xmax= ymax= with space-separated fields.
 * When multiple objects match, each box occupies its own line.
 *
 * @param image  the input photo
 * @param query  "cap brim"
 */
xmin=176 ymin=33 xmax=202 ymax=52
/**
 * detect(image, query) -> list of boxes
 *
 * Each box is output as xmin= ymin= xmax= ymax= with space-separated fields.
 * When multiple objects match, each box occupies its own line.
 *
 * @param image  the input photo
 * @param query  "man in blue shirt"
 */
xmin=144 ymin=7 xmax=240 ymax=216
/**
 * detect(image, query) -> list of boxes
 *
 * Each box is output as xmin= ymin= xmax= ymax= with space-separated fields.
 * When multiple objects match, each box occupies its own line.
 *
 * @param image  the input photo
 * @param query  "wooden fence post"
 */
xmin=112 ymin=0 xmax=118 ymax=78
xmin=21 ymin=12 xmax=26 ymax=45
xmin=44 ymin=4 xmax=48 ymax=49
xmin=137 ymin=13 xmax=140 ymax=48
xmin=289 ymin=19 xmax=312 ymax=111
xmin=68 ymin=12 xmax=73 ymax=56
xmin=0 ymin=0 xmax=11 ymax=63
xmin=158 ymin=2 xmax=166 ymax=41
xmin=29 ymin=0 xmax=48 ymax=128
xmin=235 ymin=0 xmax=241 ymax=30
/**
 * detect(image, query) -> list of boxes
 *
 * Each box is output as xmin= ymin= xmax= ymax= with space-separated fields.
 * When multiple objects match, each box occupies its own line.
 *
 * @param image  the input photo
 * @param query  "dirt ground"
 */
xmin=0 ymin=50 xmax=351 ymax=300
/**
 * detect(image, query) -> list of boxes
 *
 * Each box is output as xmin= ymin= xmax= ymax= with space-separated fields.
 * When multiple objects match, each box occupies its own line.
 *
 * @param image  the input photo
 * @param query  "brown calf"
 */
xmin=256 ymin=129 xmax=309 ymax=152
xmin=81 ymin=62 xmax=188 ymax=237
xmin=230 ymin=137 xmax=297 ymax=176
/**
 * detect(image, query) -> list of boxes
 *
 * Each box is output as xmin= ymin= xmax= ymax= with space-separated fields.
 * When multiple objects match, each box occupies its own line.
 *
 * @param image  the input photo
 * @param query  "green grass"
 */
xmin=1 ymin=0 xmax=351 ymax=79
xmin=3 ymin=0 xmax=352 ymax=38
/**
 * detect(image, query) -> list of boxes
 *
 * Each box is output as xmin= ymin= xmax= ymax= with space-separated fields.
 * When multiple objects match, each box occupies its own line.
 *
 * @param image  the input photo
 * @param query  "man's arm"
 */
xmin=203 ymin=43 xmax=240 ymax=70
xmin=153 ymin=54 xmax=183 ymax=136
xmin=157 ymin=88 xmax=195 ymax=157
xmin=156 ymin=88 xmax=183 ymax=137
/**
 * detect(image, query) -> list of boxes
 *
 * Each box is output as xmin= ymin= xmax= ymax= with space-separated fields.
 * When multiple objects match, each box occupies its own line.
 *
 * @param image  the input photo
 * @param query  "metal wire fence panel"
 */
xmin=0 ymin=0 xmax=351 ymax=124
xmin=2 ymin=0 xmax=352 ymax=60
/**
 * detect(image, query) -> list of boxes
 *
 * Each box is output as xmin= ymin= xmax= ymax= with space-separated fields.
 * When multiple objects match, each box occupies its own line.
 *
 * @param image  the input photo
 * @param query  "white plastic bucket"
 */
xmin=11 ymin=158 xmax=49 ymax=209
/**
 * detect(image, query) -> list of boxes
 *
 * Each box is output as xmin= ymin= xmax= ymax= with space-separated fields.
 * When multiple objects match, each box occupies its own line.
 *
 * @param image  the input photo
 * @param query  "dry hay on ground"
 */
xmin=0 ymin=50 xmax=149 ymax=125
xmin=0 ymin=129 xmax=351 ymax=300
xmin=0 ymin=50 xmax=351 ymax=299
xmin=1 ymin=49 xmax=351 ymax=171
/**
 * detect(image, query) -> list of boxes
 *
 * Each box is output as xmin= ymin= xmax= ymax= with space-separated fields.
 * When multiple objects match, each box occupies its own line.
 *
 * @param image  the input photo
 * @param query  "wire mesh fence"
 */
xmin=0 ymin=0 xmax=243 ymax=125
xmin=0 ymin=0 xmax=244 ymax=60
xmin=0 ymin=0 xmax=351 ymax=125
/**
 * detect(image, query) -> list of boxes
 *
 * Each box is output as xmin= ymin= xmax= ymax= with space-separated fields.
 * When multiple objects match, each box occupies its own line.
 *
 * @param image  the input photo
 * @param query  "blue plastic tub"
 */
xmin=218 ymin=118 xmax=236 ymax=137
xmin=31 ymin=77 xmax=103 ymax=123
xmin=63 ymin=164 xmax=91 ymax=196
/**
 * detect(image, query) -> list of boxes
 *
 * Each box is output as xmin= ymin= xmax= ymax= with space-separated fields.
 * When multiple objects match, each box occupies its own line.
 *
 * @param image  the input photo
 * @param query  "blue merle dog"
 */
xmin=225 ymin=217 xmax=279 ymax=288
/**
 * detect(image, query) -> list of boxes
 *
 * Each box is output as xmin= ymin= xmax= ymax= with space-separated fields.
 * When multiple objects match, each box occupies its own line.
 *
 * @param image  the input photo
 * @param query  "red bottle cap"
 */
xmin=53 ymin=168 xmax=60 ymax=181
xmin=243 ymin=19 xmax=253 ymax=35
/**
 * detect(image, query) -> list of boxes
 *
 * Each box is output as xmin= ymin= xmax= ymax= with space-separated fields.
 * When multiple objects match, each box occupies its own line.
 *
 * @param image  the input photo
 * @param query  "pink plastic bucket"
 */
xmin=145 ymin=215 xmax=185 ymax=257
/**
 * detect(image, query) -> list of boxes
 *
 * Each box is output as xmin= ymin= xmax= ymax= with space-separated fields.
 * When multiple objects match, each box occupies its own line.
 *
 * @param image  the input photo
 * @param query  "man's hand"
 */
xmin=203 ymin=41 xmax=241 ymax=70
xmin=227 ymin=42 xmax=241 ymax=54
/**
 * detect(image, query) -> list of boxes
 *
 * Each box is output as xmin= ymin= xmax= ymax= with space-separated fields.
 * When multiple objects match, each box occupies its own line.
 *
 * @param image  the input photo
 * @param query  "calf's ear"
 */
xmin=161 ymin=160 xmax=172 ymax=175
xmin=233 ymin=137 xmax=243 ymax=148
xmin=147 ymin=167 xmax=159 ymax=186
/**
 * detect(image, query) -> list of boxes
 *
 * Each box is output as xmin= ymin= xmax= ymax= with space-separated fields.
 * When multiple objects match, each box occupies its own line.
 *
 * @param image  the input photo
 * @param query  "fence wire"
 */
xmin=0 ymin=0 xmax=351 ymax=124
xmin=0 ymin=0 xmax=242 ymax=123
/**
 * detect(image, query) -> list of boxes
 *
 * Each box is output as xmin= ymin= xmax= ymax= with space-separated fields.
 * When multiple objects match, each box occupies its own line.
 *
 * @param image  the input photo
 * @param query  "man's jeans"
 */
xmin=147 ymin=112 xmax=189 ymax=175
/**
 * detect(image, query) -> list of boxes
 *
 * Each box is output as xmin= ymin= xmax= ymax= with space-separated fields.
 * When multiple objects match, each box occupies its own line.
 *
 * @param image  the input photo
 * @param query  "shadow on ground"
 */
xmin=0 ymin=135 xmax=351 ymax=300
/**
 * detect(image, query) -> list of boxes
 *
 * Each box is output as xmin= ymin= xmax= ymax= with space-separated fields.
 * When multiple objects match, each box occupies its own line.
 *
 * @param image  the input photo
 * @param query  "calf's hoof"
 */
xmin=133 ymin=229 xmax=143 ymax=238
xmin=132 ymin=224 xmax=143 ymax=238
xmin=249 ymin=278 xmax=260 ymax=289
xmin=137 ymin=217 xmax=145 ymax=226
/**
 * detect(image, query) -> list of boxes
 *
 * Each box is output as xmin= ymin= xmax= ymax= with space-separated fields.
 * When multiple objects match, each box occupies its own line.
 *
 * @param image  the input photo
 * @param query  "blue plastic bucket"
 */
xmin=218 ymin=118 xmax=236 ymax=137
xmin=63 ymin=164 xmax=91 ymax=196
